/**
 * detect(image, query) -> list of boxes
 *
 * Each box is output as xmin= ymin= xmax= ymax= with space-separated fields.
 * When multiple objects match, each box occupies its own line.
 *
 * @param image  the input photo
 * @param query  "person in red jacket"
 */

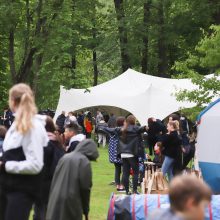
xmin=84 ymin=112 xmax=93 ymax=138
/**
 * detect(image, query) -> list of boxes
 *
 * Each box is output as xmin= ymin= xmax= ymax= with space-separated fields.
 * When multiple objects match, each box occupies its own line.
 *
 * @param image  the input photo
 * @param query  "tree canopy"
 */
xmin=0 ymin=0 xmax=220 ymax=112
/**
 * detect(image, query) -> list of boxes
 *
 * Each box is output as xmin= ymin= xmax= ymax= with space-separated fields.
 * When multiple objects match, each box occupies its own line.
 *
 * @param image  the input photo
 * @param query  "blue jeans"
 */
xmin=162 ymin=156 xmax=174 ymax=181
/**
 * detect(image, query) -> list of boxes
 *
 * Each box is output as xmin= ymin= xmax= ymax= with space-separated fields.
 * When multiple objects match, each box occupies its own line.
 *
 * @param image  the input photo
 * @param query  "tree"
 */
xmin=174 ymin=25 xmax=220 ymax=107
xmin=114 ymin=0 xmax=131 ymax=72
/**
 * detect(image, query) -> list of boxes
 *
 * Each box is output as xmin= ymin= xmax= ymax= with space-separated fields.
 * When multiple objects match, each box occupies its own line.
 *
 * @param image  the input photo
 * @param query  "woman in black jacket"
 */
xmin=102 ymin=115 xmax=147 ymax=194
xmin=161 ymin=121 xmax=182 ymax=181
xmin=119 ymin=115 xmax=147 ymax=194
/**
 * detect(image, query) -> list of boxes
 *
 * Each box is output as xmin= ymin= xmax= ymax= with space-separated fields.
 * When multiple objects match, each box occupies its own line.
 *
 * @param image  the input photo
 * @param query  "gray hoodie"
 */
xmin=148 ymin=209 xmax=185 ymax=220
xmin=46 ymin=139 xmax=99 ymax=220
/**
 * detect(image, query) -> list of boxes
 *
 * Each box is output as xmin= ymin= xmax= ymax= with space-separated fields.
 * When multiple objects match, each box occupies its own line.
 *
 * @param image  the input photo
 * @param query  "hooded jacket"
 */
xmin=46 ymin=139 xmax=99 ymax=220
xmin=66 ymin=133 xmax=86 ymax=153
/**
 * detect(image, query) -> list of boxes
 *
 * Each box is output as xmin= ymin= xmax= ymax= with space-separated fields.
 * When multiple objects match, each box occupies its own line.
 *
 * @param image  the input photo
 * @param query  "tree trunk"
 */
xmin=209 ymin=0 xmax=220 ymax=24
xmin=114 ymin=0 xmax=131 ymax=72
xmin=157 ymin=0 xmax=167 ymax=77
xmin=141 ymin=0 xmax=151 ymax=74
xmin=71 ymin=0 xmax=76 ymax=87
xmin=8 ymin=29 xmax=17 ymax=84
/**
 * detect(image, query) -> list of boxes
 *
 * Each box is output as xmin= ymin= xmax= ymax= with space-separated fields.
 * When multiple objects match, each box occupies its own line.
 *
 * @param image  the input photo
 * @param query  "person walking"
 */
xmin=84 ymin=112 xmax=93 ymax=138
xmin=46 ymin=139 xmax=99 ymax=220
xmin=97 ymin=117 xmax=108 ymax=147
xmin=161 ymin=121 xmax=182 ymax=181
xmin=0 ymin=83 xmax=48 ymax=220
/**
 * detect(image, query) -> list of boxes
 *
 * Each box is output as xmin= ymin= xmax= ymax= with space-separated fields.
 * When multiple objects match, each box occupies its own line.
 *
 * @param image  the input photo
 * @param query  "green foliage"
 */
xmin=1 ymin=0 xmax=220 ymax=111
xmin=174 ymin=25 xmax=220 ymax=107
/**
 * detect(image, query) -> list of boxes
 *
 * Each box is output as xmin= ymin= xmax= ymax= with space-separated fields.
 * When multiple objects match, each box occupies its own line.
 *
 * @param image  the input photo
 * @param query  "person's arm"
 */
xmin=79 ymin=160 xmax=92 ymax=217
xmin=138 ymin=126 xmax=148 ymax=134
xmin=99 ymin=127 xmax=120 ymax=135
xmin=5 ymin=125 xmax=48 ymax=174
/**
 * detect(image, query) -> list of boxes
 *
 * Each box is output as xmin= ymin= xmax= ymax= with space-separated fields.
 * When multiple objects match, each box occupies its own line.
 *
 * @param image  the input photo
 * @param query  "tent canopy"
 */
xmin=197 ymin=98 xmax=220 ymax=193
xmin=54 ymin=69 xmax=195 ymax=124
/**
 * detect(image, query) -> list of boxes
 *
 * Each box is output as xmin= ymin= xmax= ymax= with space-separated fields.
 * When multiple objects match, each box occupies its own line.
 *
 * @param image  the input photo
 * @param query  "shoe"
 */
xmin=133 ymin=191 xmax=140 ymax=195
xmin=117 ymin=188 xmax=126 ymax=193
xmin=126 ymin=191 xmax=132 ymax=195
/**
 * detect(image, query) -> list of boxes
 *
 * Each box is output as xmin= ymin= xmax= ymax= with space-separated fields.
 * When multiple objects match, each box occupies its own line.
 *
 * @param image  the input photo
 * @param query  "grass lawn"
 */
xmin=90 ymin=147 xmax=116 ymax=220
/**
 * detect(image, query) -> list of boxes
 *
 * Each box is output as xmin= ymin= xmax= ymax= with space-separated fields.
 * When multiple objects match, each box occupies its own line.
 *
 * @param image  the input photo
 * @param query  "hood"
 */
xmin=34 ymin=114 xmax=47 ymax=126
xmin=75 ymin=139 xmax=99 ymax=161
xmin=69 ymin=134 xmax=86 ymax=145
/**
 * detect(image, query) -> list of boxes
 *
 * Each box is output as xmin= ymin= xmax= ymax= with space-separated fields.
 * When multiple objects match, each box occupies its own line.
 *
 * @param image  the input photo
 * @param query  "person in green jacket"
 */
xmin=46 ymin=139 xmax=99 ymax=220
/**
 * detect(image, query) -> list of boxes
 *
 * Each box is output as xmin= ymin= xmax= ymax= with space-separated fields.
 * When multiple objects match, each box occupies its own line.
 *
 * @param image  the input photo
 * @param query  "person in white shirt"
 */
xmin=0 ymin=83 xmax=48 ymax=220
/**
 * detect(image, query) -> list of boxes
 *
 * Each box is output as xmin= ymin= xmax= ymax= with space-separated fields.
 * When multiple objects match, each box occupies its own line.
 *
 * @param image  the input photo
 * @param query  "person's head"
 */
xmin=169 ymin=113 xmax=180 ymax=123
xmin=154 ymin=141 xmax=162 ymax=153
xmin=124 ymin=115 xmax=136 ymax=127
xmin=116 ymin=116 xmax=125 ymax=127
xmin=169 ymin=175 xmax=212 ymax=220
xmin=9 ymin=83 xmax=37 ymax=134
xmin=68 ymin=112 xmax=74 ymax=117
xmin=148 ymin=117 xmax=156 ymax=126
xmin=64 ymin=122 xmax=80 ymax=141
xmin=0 ymin=126 xmax=7 ymax=139
xmin=45 ymin=116 xmax=56 ymax=133
xmin=167 ymin=120 xmax=179 ymax=132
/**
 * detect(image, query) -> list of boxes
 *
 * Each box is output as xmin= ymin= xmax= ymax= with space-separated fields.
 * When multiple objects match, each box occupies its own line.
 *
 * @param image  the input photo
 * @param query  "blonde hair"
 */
xmin=9 ymin=83 xmax=37 ymax=134
xmin=169 ymin=120 xmax=179 ymax=131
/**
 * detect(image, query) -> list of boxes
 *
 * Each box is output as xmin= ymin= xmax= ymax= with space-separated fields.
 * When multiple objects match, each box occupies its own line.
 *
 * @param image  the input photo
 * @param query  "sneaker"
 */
xmin=117 ymin=188 xmax=126 ymax=193
xmin=133 ymin=191 xmax=140 ymax=195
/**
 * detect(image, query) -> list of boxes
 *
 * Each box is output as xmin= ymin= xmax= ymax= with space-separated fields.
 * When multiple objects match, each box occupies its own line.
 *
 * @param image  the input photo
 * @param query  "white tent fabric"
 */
xmin=54 ymin=69 xmax=196 ymax=125
xmin=197 ymin=99 xmax=220 ymax=193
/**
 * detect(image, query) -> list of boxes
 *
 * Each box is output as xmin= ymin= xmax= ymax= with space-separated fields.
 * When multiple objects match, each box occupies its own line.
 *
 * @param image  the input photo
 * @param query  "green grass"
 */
xmin=90 ymin=147 xmax=116 ymax=220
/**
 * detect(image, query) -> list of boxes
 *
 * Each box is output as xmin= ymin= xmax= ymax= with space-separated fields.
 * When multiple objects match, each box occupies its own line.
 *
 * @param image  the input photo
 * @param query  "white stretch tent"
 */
xmin=197 ymin=99 xmax=220 ymax=193
xmin=54 ymin=69 xmax=196 ymax=125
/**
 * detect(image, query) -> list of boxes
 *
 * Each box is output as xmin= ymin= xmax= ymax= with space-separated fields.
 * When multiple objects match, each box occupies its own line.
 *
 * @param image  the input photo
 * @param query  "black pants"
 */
xmin=114 ymin=163 xmax=122 ymax=185
xmin=5 ymin=192 xmax=34 ymax=220
xmin=33 ymin=202 xmax=47 ymax=220
xmin=122 ymin=157 xmax=139 ymax=193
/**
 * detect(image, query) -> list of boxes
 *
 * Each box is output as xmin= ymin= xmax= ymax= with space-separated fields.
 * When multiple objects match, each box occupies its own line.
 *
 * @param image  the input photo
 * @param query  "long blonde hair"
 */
xmin=9 ymin=83 xmax=37 ymax=134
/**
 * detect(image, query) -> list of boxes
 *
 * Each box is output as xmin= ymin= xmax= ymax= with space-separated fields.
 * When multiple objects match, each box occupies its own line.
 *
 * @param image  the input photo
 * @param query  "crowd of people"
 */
xmin=0 ymin=84 xmax=98 ymax=220
xmin=0 ymin=83 xmax=209 ymax=220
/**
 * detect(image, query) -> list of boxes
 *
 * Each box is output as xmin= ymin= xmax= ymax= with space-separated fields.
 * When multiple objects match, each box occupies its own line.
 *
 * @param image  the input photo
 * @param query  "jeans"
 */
xmin=114 ymin=163 xmax=122 ymax=185
xmin=122 ymin=157 xmax=139 ymax=193
xmin=162 ymin=156 xmax=174 ymax=181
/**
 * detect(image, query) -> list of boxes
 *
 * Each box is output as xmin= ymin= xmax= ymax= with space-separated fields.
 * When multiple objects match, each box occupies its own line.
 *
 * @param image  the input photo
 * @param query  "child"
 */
xmin=148 ymin=175 xmax=212 ymax=220
xmin=153 ymin=142 xmax=164 ymax=167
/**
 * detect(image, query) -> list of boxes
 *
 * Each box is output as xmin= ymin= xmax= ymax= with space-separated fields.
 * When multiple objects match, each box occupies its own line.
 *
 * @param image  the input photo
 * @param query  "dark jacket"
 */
xmin=148 ymin=120 xmax=166 ymax=146
xmin=103 ymin=125 xmax=146 ymax=157
xmin=119 ymin=125 xmax=146 ymax=157
xmin=55 ymin=114 xmax=66 ymax=133
xmin=162 ymin=131 xmax=182 ymax=160
xmin=46 ymin=139 xmax=99 ymax=220
xmin=41 ymin=139 xmax=65 ymax=202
